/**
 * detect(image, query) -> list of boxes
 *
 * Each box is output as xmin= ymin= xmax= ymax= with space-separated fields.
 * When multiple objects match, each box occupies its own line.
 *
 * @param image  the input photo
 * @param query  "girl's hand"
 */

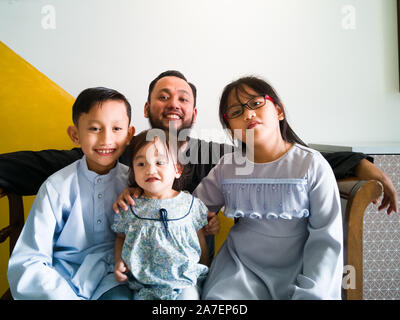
xmin=113 ymin=187 xmax=143 ymax=213
xmin=114 ymin=259 xmax=129 ymax=283
xmin=202 ymin=211 xmax=220 ymax=236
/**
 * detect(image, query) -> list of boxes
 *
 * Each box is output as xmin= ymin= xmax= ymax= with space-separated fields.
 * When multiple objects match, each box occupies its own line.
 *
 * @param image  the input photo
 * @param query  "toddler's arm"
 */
xmin=197 ymin=229 xmax=210 ymax=267
xmin=114 ymin=234 xmax=128 ymax=283
xmin=203 ymin=211 xmax=219 ymax=236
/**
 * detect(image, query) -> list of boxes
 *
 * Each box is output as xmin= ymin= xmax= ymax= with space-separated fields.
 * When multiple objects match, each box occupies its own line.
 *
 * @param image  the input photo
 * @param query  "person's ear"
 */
xmin=144 ymin=102 xmax=150 ymax=118
xmin=174 ymin=163 xmax=183 ymax=179
xmin=126 ymin=126 xmax=136 ymax=145
xmin=67 ymin=126 xmax=80 ymax=146
xmin=192 ymin=107 xmax=198 ymax=124
xmin=275 ymin=105 xmax=285 ymax=121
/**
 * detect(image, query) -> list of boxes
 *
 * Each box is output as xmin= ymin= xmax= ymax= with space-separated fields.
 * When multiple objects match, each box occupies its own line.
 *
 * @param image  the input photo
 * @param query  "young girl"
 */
xmin=194 ymin=76 xmax=343 ymax=300
xmin=111 ymin=129 xmax=209 ymax=300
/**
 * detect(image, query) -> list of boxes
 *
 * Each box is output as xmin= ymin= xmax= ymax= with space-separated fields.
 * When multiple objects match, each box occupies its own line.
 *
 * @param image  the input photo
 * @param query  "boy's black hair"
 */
xmin=72 ymin=87 xmax=132 ymax=125
xmin=147 ymin=70 xmax=197 ymax=107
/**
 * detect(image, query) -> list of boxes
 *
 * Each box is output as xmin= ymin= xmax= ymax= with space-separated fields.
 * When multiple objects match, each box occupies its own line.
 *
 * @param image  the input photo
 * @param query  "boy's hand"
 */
xmin=114 ymin=259 xmax=129 ymax=283
xmin=202 ymin=211 xmax=220 ymax=236
xmin=113 ymin=187 xmax=143 ymax=213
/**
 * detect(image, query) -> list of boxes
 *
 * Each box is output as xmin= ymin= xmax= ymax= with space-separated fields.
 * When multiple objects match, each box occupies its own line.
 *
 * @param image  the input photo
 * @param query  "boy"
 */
xmin=7 ymin=87 xmax=135 ymax=299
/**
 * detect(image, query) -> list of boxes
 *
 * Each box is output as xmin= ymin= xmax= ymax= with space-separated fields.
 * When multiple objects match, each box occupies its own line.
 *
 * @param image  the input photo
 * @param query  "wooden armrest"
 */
xmin=337 ymin=177 xmax=383 ymax=300
xmin=1 ymin=186 xmax=25 ymax=300
xmin=0 ymin=187 xmax=9 ymax=243
xmin=337 ymin=178 xmax=383 ymax=203
xmin=0 ymin=188 xmax=25 ymax=254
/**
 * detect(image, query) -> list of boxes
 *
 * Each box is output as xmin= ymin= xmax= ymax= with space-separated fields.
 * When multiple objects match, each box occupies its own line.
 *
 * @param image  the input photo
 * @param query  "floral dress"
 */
xmin=111 ymin=191 xmax=209 ymax=300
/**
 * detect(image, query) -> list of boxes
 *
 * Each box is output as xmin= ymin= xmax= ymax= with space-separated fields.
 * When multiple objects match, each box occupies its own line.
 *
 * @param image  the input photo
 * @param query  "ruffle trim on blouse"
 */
xmin=221 ymin=178 xmax=310 ymax=220
xmin=224 ymin=208 xmax=310 ymax=220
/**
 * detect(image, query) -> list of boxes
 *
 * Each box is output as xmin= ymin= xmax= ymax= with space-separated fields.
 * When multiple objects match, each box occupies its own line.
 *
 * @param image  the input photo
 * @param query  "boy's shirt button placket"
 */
xmin=93 ymin=180 xmax=105 ymax=239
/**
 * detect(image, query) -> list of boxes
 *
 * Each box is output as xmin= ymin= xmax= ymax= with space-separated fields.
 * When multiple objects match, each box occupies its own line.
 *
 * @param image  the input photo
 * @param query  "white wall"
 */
xmin=0 ymin=0 xmax=399 ymax=145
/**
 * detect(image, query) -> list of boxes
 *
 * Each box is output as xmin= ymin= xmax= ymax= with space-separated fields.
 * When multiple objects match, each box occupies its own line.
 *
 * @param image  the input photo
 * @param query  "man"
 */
xmin=114 ymin=70 xmax=397 ymax=216
xmin=0 ymin=70 xmax=397 ymax=257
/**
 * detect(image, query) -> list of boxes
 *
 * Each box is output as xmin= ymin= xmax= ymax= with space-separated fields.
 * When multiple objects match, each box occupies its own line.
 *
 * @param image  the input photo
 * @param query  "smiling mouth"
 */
xmin=164 ymin=113 xmax=182 ymax=120
xmin=95 ymin=149 xmax=116 ymax=155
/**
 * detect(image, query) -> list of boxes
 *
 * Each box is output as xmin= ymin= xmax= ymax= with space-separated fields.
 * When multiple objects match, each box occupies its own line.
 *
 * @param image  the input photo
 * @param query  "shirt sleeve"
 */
xmin=192 ymin=163 xmax=225 ymax=213
xmin=191 ymin=197 xmax=209 ymax=231
xmin=7 ymin=181 xmax=82 ymax=300
xmin=290 ymin=153 xmax=344 ymax=300
xmin=0 ymin=148 xmax=83 ymax=195
xmin=321 ymin=151 xmax=373 ymax=179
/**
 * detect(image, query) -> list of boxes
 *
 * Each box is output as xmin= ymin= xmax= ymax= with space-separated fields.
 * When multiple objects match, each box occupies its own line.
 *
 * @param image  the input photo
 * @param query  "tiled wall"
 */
xmin=363 ymin=155 xmax=400 ymax=300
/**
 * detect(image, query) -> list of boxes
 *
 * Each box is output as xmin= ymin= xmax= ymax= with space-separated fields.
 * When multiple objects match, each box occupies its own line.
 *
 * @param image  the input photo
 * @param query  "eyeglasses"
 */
xmin=224 ymin=95 xmax=274 ymax=120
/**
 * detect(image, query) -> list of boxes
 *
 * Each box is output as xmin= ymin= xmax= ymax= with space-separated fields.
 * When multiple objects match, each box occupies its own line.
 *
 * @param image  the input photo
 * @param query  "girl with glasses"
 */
xmin=193 ymin=76 xmax=343 ymax=299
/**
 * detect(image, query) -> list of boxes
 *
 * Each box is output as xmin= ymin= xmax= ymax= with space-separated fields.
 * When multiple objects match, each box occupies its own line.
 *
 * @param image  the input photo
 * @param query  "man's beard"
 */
xmin=148 ymin=113 xmax=195 ymax=135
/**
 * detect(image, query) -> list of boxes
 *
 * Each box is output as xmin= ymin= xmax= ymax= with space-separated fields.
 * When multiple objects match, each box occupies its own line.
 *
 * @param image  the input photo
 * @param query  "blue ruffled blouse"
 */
xmin=194 ymin=144 xmax=343 ymax=300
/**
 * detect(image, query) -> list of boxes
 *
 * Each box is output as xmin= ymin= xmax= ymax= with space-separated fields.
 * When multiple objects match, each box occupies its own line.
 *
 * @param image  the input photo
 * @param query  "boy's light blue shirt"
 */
xmin=7 ymin=156 xmax=129 ymax=300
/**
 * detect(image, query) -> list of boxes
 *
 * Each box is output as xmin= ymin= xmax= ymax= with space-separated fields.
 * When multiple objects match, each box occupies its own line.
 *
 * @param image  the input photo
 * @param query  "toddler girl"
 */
xmin=194 ymin=76 xmax=343 ymax=300
xmin=111 ymin=129 xmax=209 ymax=300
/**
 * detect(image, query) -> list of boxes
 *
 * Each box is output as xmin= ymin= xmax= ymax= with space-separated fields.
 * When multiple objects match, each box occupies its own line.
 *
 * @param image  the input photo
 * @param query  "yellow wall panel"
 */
xmin=0 ymin=41 xmax=76 ymax=296
xmin=0 ymin=41 xmax=75 ymax=152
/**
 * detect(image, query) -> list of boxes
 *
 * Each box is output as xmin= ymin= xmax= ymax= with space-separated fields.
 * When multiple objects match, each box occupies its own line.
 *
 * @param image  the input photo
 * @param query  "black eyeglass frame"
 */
xmin=223 ymin=94 xmax=275 ymax=120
